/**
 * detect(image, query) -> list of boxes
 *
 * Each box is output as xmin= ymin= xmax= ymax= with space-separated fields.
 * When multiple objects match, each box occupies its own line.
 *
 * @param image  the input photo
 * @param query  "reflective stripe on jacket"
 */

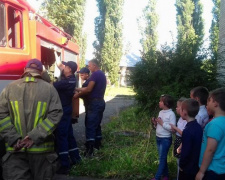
xmin=0 ymin=72 xmax=63 ymax=153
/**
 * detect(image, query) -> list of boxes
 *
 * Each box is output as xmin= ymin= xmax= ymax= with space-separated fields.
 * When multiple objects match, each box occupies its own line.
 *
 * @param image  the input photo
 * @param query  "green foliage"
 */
xmin=71 ymin=106 xmax=177 ymax=180
xmin=130 ymin=44 xmax=219 ymax=110
xmin=176 ymin=0 xmax=196 ymax=58
xmin=176 ymin=0 xmax=204 ymax=58
xmin=210 ymin=0 xmax=221 ymax=60
xmin=42 ymin=0 xmax=87 ymax=61
xmin=192 ymin=0 xmax=204 ymax=56
xmin=43 ymin=0 xmax=86 ymax=40
xmin=140 ymin=0 xmax=159 ymax=61
xmin=80 ymin=33 xmax=87 ymax=68
xmin=94 ymin=0 xmax=124 ymax=85
xmin=132 ymin=0 xmax=216 ymax=110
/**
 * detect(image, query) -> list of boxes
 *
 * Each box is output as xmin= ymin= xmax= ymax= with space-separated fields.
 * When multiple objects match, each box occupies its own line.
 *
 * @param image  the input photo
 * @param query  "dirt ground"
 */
xmin=53 ymin=96 xmax=135 ymax=180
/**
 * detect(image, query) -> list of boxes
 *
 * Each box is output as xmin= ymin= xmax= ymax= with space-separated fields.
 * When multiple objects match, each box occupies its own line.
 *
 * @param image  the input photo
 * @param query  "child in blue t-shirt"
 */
xmin=196 ymin=88 xmax=225 ymax=180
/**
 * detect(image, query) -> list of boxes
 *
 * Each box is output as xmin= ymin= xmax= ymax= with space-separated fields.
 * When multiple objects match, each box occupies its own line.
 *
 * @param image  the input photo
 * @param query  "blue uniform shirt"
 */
xmin=53 ymin=75 xmax=76 ymax=107
xmin=88 ymin=70 xmax=106 ymax=99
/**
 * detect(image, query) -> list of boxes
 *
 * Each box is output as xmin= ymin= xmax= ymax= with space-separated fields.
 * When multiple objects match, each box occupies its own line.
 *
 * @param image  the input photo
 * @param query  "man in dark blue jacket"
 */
xmin=54 ymin=60 xmax=81 ymax=174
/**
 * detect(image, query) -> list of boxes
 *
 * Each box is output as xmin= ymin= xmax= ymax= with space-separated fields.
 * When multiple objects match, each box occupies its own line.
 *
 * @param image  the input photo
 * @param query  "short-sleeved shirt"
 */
xmin=53 ymin=75 xmax=76 ymax=107
xmin=88 ymin=70 xmax=106 ymax=99
xmin=180 ymin=120 xmax=203 ymax=175
xmin=199 ymin=116 xmax=225 ymax=174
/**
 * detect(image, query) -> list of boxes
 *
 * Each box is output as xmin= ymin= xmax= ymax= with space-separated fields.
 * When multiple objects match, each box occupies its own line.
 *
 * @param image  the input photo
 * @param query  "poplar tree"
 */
xmin=210 ymin=0 xmax=221 ymax=60
xmin=140 ymin=0 xmax=159 ymax=61
xmin=42 ymin=0 xmax=87 ymax=62
xmin=192 ymin=0 xmax=204 ymax=56
xmin=80 ymin=33 xmax=87 ymax=67
xmin=176 ymin=0 xmax=204 ymax=58
xmin=94 ymin=0 xmax=124 ymax=85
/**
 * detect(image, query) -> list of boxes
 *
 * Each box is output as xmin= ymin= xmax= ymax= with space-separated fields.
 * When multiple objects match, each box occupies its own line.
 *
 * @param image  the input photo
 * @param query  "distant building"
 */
xmin=119 ymin=53 xmax=141 ymax=86
xmin=85 ymin=52 xmax=142 ymax=86
xmin=218 ymin=0 xmax=225 ymax=85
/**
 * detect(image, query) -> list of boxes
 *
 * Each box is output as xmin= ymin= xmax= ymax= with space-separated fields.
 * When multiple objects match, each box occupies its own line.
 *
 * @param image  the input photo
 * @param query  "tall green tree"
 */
xmin=80 ymin=33 xmax=87 ymax=68
xmin=175 ymin=0 xmax=204 ymax=58
xmin=140 ymin=0 xmax=159 ymax=61
xmin=94 ymin=0 xmax=124 ymax=85
xmin=210 ymin=0 xmax=221 ymax=60
xmin=192 ymin=0 xmax=204 ymax=56
xmin=42 ymin=0 xmax=87 ymax=62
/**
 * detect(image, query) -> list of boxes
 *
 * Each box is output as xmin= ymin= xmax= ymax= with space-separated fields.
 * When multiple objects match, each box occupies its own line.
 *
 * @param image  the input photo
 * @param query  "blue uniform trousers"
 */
xmin=86 ymin=99 xmax=105 ymax=143
xmin=55 ymin=105 xmax=80 ymax=168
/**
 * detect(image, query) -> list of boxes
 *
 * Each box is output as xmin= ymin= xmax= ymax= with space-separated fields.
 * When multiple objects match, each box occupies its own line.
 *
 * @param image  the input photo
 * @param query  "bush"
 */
xmin=130 ymin=45 xmax=219 ymax=110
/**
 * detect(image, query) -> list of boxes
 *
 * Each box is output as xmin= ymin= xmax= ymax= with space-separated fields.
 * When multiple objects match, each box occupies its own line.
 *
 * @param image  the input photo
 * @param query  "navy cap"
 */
xmin=25 ymin=59 xmax=43 ymax=72
xmin=77 ymin=67 xmax=90 ymax=74
xmin=62 ymin=61 xmax=77 ymax=74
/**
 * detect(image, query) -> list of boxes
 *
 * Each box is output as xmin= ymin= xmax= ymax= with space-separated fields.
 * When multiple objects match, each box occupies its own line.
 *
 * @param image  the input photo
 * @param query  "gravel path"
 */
xmin=53 ymin=96 xmax=135 ymax=180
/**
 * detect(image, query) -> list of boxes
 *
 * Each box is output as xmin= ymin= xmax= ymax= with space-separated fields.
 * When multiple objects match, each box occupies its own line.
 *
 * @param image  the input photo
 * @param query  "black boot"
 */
xmin=94 ymin=140 xmax=102 ymax=150
xmin=84 ymin=141 xmax=94 ymax=157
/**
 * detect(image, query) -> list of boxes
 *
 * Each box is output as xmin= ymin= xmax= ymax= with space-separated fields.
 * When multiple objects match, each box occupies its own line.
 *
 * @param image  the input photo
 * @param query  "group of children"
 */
xmin=151 ymin=87 xmax=225 ymax=180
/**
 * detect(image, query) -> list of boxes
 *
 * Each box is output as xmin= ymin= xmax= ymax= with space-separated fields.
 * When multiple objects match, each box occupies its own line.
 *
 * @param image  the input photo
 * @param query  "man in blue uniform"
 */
xmin=74 ymin=59 xmax=106 ymax=157
xmin=53 ymin=60 xmax=81 ymax=174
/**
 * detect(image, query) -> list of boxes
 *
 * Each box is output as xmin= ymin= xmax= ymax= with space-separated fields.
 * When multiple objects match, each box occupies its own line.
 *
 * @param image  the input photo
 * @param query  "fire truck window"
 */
xmin=7 ymin=6 xmax=23 ymax=48
xmin=0 ymin=3 xmax=6 ymax=47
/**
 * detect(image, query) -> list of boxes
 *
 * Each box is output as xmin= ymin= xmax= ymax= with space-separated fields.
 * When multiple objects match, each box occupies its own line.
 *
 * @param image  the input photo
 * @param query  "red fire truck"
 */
xmin=0 ymin=0 xmax=80 ymax=116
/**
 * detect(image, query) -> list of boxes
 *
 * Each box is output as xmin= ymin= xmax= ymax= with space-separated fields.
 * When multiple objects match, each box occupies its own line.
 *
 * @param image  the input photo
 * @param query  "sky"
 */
xmin=28 ymin=0 xmax=213 ymax=60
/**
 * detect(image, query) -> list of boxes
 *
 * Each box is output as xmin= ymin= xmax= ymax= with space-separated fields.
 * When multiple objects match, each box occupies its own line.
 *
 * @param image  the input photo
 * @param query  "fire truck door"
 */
xmin=40 ymin=40 xmax=62 ymax=80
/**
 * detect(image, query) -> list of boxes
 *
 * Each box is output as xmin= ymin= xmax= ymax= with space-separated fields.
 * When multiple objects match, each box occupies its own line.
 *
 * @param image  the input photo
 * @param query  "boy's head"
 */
xmin=207 ymin=88 xmax=225 ymax=116
xmin=181 ymin=99 xmax=199 ymax=120
xmin=190 ymin=86 xmax=209 ymax=105
xmin=159 ymin=94 xmax=174 ymax=109
xmin=176 ymin=97 xmax=187 ymax=115
xmin=77 ymin=67 xmax=90 ymax=81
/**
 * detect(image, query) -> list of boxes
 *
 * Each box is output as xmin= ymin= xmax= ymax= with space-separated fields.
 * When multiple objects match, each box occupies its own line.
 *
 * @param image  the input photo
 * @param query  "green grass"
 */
xmin=104 ymin=86 xmax=136 ymax=97
xmin=71 ymin=106 xmax=177 ymax=180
